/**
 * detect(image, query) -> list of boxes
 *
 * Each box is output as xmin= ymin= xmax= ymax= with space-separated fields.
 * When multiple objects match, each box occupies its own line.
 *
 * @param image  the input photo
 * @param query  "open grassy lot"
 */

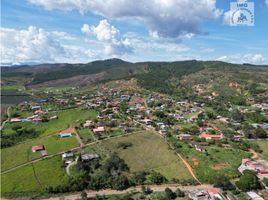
xmin=2 ymin=108 xmax=97 ymax=136
xmin=101 ymin=131 xmax=193 ymax=181
xmin=1 ymin=136 xmax=79 ymax=172
xmin=1 ymin=165 xmax=40 ymax=194
xmin=33 ymin=156 xmax=69 ymax=188
xmin=255 ymin=140 xmax=268 ymax=159
xmin=78 ymin=128 xmax=95 ymax=143
xmin=1 ymin=156 xmax=68 ymax=195
xmin=1 ymin=108 xmax=97 ymax=172
xmin=169 ymin=137 xmax=251 ymax=183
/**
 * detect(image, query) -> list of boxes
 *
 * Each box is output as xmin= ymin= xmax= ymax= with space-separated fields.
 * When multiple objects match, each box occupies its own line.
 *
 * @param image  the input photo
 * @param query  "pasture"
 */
xmin=1 ymin=135 xmax=79 ymax=172
xmin=256 ymin=140 xmax=268 ymax=159
xmin=101 ymin=131 xmax=193 ymax=181
xmin=1 ymin=156 xmax=68 ymax=194
xmin=170 ymin=138 xmax=251 ymax=183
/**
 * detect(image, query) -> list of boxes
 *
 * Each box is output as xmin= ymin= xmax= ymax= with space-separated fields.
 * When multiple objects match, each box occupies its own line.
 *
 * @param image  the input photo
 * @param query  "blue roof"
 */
xmin=59 ymin=133 xmax=73 ymax=138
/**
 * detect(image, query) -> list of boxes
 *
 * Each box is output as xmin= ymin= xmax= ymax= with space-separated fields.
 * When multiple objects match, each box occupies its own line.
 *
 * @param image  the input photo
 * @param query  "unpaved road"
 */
xmin=44 ymin=184 xmax=215 ymax=200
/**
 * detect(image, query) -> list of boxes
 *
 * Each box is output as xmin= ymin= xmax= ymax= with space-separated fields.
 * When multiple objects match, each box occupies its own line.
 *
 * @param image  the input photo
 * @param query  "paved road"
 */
xmin=44 ymin=184 xmax=215 ymax=200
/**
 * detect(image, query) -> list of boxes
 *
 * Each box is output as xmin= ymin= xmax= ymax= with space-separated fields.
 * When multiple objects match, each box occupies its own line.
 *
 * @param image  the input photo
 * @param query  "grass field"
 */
xmin=78 ymin=128 xmax=95 ymax=143
xmin=256 ymin=140 xmax=268 ymax=159
xmin=2 ymin=108 xmax=97 ymax=137
xmin=1 ymin=136 xmax=79 ymax=172
xmin=169 ymin=137 xmax=251 ymax=183
xmin=1 ymin=156 xmax=68 ymax=194
xmin=1 ymin=108 xmax=97 ymax=172
xmin=100 ymin=131 xmax=193 ymax=181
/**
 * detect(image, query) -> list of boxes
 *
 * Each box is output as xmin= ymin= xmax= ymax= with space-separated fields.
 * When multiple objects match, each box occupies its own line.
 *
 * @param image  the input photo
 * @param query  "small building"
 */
xmin=31 ymin=106 xmax=41 ymax=110
xmin=233 ymin=135 xmax=242 ymax=142
xmin=32 ymin=145 xmax=45 ymax=152
xmin=178 ymin=133 xmax=192 ymax=141
xmin=10 ymin=118 xmax=21 ymax=123
xmin=34 ymin=110 xmax=46 ymax=115
xmin=93 ymin=127 xmax=105 ymax=134
xmin=83 ymin=120 xmax=93 ymax=128
xmin=62 ymin=151 xmax=74 ymax=160
xmin=199 ymin=133 xmax=223 ymax=141
xmin=81 ymin=153 xmax=99 ymax=161
xmin=246 ymin=192 xmax=264 ymax=200
xmin=189 ymin=189 xmax=210 ymax=200
xmin=238 ymin=159 xmax=268 ymax=176
xmin=58 ymin=127 xmax=76 ymax=138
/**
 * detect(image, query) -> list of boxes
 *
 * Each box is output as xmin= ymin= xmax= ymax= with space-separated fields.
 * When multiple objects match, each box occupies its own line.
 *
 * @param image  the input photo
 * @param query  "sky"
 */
xmin=1 ymin=0 xmax=268 ymax=65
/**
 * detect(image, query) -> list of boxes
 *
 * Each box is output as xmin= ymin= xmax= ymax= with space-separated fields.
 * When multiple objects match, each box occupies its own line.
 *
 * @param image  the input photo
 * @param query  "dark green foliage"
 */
xmin=111 ymin=175 xmax=129 ymax=190
xmin=213 ymin=176 xmax=235 ymax=190
xmin=165 ymin=188 xmax=176 ymax=200
xmin=136 ymin=60 xmax=205 ymax=94
xmin=131 ymin=171 xmax=147 ymax=185
xmin=149 ymin=171 xmax=166 ymax=184
xmin=236 ymin=170 xmax=261 ymax=191
xmin=1 ymin=126 xmax=40 ymax=148
xmin=175 ymin=188 xmax=185 ymax=197
xmin=116 ymin=142 xmax=133 ymax=149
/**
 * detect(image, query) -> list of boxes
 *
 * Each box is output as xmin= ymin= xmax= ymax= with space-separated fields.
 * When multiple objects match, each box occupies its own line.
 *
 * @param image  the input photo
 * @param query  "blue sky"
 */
xmin=1 ymin=0 xmax=268 ymax=65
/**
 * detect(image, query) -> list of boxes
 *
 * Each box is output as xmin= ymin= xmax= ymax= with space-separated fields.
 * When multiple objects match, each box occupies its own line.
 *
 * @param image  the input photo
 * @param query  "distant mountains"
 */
xmin=1 ymin=58 xmax=268 ymax=90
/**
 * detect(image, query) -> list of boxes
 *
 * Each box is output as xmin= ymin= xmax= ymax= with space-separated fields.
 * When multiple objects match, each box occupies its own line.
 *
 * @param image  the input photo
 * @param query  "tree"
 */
xmin=111 ymin=175 xmax=129 ymax=190
xmin=175 ymin=188 xmax=185 ymax=197
xmin=165 ymin=188 xmax=176 ymax=200
xmin=214 ymin=176 xmax=235 ymax=190
xmin=231 ymin=109 xmax=244 ymax=123
xmin=236 ymin=170 xmax=261 ymax=191
xmin=254 ymin=127 xmax=267 ymax=139
xmin=149 ymin=171 xmax=166 ymax=184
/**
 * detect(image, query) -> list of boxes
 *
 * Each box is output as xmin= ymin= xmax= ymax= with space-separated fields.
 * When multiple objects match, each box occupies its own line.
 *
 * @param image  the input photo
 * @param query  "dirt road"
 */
xmin=44 ymin=184 xmax=215 ymax=200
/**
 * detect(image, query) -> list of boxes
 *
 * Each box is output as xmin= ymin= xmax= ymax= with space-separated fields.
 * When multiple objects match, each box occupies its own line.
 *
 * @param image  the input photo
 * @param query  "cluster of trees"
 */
xmin=236 ymin=170 xmax=261 ymax=191
xmin=46 ymin=153 xmax=168 ymax=194
xmin=1 ymin=125 xmax=39 ymax=148
xmin=136 ymin=61 xmax=204 ymax=94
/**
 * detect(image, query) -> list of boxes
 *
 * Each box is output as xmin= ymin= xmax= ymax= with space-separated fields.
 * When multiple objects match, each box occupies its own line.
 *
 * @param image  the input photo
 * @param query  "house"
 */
xmin=32 ymin=145 xmax=45 ymax=152
xmin=62 ymin=151 xmax=74 ymax=160
xmin=31 ymin=106 xmax=41 ymax=110
xmin=246 ymin=192 xmax=264 ymax=200
xmin=238 ymin=159 xmax=268 ymax=176
xmin=188 ymin=189 xmax=210 ymax=200
xmin=10 ymin=118 xmax=21 ymax=123
xmin=159 ymin=130 xmax=167 ymax=136
xmin=32 ymin=117 xmax=43 ymax=122
xmin=81 ymin=153 xmax=99 ymax=161
xmin=58 ymin=127 xmax=76 ymax=138
xmin=207 ymin=188 xmax=222 ymax=200
xmin=189 ymin=189 xmax=222 ymax=200
xmin=191 ymin=142 xmax=208 ymax=152
xmin=93 ymin=127 xmax=105 ymax=134
xmin=83 ymin=120 xmax=93 ymax=128
xmin=199 ymin=133 xmax=223 ymax=141
xmin=34 ymin=110 xmax=46 ymax=115
xmin=178 ymin=133 xmax=192 ymax=141
xmin=233 ymin=135 xmax=242 ymax=142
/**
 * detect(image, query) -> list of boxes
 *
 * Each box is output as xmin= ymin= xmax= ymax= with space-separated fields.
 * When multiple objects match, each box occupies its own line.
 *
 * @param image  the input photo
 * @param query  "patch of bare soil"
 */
xmin=210 ymin=163 xmax=228 ymax=170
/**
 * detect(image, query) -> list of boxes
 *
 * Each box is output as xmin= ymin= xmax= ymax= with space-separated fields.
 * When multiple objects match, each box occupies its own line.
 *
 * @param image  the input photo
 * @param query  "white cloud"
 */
xmin=266 ymin=0 xmax=268 ymax=7
xmin=216 ymin=53 xmax=265 ymax=64
xmin=0 ymin=26 xmax=96 ymax=65
xmin=223 ymin=10 xmax=232 ymax=25
xmin=29 ymin=0 xmax=222 ymax=38
xmin=81 ymin=20 xmax=132 ymax=56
